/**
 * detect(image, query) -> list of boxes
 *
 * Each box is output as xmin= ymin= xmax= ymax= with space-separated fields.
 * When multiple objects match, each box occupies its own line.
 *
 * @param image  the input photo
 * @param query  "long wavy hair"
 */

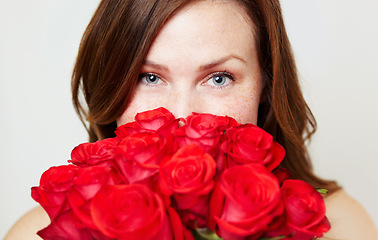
xmin=72 ymin=0 xmax=339 ymax=193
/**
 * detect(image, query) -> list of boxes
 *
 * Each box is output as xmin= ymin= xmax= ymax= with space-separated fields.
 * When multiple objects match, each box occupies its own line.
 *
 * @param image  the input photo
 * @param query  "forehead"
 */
xmin=146 ymin=1 xmax=256 ymax=64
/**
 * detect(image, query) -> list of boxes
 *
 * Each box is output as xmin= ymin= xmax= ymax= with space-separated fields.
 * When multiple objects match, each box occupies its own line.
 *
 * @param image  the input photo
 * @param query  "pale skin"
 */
xmin=5 ymin=1 xmax=378 ymax=239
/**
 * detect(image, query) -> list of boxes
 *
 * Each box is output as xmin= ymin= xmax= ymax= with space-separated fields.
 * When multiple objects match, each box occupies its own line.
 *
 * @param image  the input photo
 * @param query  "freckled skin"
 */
xmin=117 ymin=1 xmax=263 ymax=126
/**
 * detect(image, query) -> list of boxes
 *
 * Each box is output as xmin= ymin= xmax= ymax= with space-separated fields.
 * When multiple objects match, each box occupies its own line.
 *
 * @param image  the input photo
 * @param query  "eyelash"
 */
xmin=203 ymin=71 xmax=235 ymax=89
xmin=138 ymin=72 xmax=165 ymax=87
xmin=138 ymin=70 xmax=236 ymax=89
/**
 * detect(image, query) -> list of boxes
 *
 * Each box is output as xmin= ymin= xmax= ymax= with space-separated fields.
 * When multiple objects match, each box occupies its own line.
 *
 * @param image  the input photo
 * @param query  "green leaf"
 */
xmin=192 ymin=228 xmax=223 ymax=240
xmin=192 ymin=229 xmax=291 ymax=240
xmin=259 ymin=236 xmax=287 ymax=240
xmin=316 ymin=188 xmax=328 ymax=194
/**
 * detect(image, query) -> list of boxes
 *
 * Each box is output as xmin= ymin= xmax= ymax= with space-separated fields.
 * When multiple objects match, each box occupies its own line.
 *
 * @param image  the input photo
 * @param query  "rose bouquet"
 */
xmin=32 ymin=107 xmax=330 ymax=240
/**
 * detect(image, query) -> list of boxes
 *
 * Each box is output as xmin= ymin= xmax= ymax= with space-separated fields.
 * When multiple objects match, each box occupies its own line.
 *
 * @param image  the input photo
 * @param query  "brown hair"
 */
xmin=72 ymin=0 xmax=339 ymax=192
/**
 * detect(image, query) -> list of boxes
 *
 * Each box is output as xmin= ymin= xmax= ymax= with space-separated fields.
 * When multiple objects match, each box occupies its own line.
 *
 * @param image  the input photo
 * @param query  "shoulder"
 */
xmin=4 ymin=206 xmax=50 ymax=240
xmin=321 ymin=189 xmax=378 ymax=239
xmin=4 ymin=191 xmax=378 ymax=239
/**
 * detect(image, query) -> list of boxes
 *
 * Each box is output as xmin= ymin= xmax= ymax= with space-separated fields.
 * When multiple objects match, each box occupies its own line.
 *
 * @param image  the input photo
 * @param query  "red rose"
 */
xmin=267 ymin=179 xmax=331 ymax=239
xmin=68 ymin=165 xmax=121 ymax=229
xmin=221 ymin=124 xmax=285 ymax=171
xmin=37 ymin=211 xmax=93 ymax=240
xmin=166 ymin=207 xmax=195 ymax=240
xmin=91 ymin=184 xmax=173 ymax=240
xmin=115 ymin=107 xmax=180 ymax=139
xmin=211 ymin=164 xmax=283 ymax=240
xmin=160 ymin=145 xmax=216 ymax=195
xmin=273 ymin=167 xmax=292 ymax=186
xmin=114 ymin=132 xmax=168 ymax=184
xmin=69 ymin=138 xmax=119 ymax=168
xmin=174 ymin=113 xmax=237 ymax=156
xmin=160 ymin=145 xmax=216 ymax=228
xmin=31 ymin=165 xmax=79 ymax=220
xmin=214 ymin=115 xmax=240 ymax=133
xmin=135 ymin=107 xmax=180 ymax=134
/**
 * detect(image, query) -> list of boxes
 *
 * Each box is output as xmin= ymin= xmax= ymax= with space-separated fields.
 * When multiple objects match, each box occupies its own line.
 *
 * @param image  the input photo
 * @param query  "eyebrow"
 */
xmin=143 ymin=60 xmax=169 ymax=71
xmin=198 ymin=55 xmax=246 ymax=71
xmin=143 ymin=54 xmax=246 ymax=72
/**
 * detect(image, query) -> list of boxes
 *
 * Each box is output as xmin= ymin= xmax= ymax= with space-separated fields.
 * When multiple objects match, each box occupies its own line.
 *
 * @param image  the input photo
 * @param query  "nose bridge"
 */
xmin=166 ymin=83 xmax=198 ymax=118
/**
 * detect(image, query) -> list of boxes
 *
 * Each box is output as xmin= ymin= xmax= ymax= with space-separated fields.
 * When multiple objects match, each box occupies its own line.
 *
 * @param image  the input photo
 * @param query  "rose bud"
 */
xmin=221 ymin=124 xmax=285 ymax=171
xmin=91 ymin=184 xmax=173 ymax=240
xmin=272 ymin=167 xmax=292 ymax=186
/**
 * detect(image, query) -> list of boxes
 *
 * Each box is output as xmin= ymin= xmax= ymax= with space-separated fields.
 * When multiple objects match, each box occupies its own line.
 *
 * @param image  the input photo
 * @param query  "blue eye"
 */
xmin=146 ymin=74 xmax=160 ymax=84
xmin=212 ymin=75 xmax=227 ymax=86
xmin=139 ymin=73 xmax=161 ymax=85
xmin=205 ymin=72 xmax=235 ymax=88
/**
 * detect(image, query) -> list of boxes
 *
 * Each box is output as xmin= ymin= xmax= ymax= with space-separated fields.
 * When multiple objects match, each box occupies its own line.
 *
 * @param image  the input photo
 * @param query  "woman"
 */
xmin=6 ymin=0 xmax=378 ymax=239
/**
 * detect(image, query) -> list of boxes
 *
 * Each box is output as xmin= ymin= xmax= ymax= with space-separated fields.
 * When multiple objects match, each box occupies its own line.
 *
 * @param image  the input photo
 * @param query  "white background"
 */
xmin=1 ymin=0 xmax=377 ymax=238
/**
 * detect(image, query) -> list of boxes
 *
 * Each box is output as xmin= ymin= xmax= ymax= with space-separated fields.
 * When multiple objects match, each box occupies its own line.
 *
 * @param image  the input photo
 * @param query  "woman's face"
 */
xmin=117 ymin=1 xmax=263 ymax=126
